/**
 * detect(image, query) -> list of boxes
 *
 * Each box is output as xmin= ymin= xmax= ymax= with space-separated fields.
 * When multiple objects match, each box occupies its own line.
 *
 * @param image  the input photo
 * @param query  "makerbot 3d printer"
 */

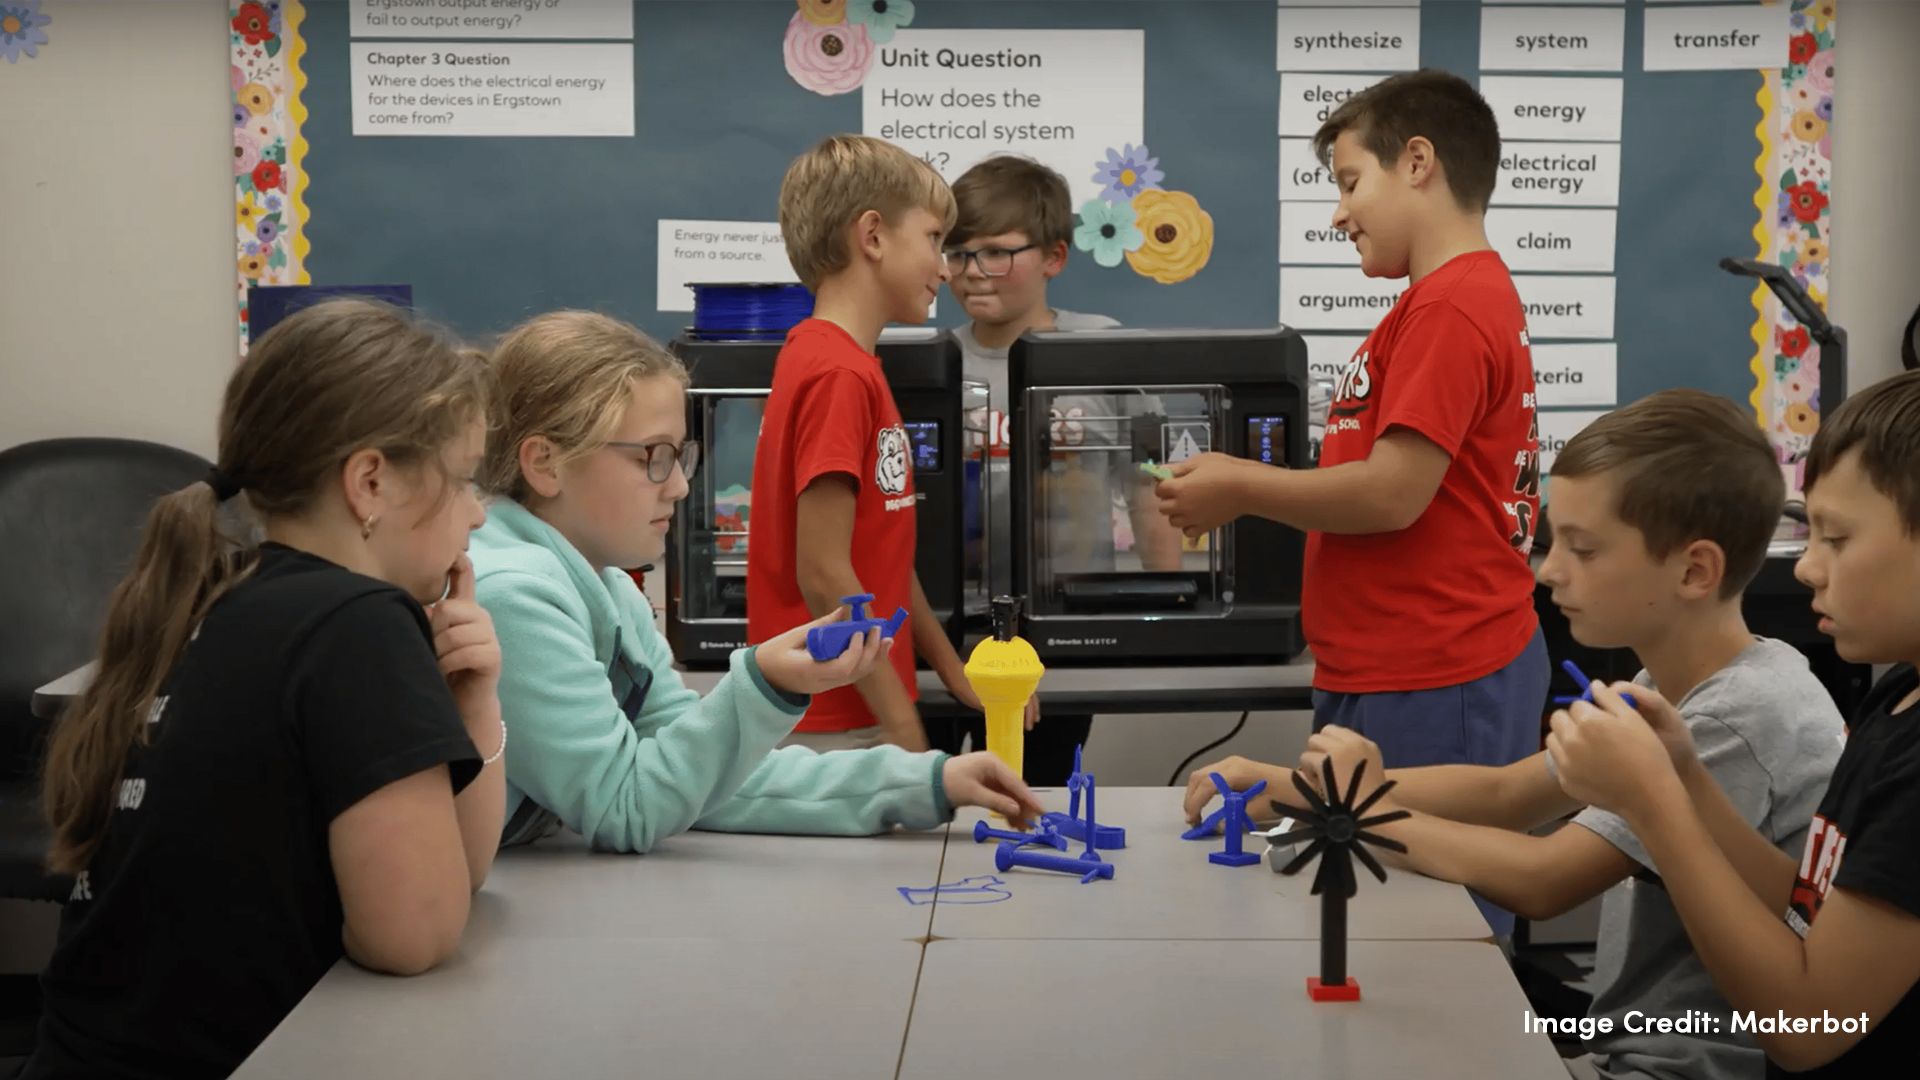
xmin=665 ymin=328 xmax=979 ymax=668
xmin=1008 ymin=327 xmax=1310 ymax=665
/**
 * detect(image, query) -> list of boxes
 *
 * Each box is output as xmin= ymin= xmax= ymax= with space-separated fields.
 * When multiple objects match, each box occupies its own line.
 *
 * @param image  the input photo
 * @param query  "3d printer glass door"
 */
xmin=1021 ymin=384 xmax=1232 ymax=618
xmin=961 ymin=378 xmax=991 ymax=619
xmin=680 ymin=389 xmax=763 ymax=624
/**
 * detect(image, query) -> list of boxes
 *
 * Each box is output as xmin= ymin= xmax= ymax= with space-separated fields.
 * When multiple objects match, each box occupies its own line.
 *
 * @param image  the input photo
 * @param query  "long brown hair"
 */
xmin=42 ymin=299 xmax=485 ymax=874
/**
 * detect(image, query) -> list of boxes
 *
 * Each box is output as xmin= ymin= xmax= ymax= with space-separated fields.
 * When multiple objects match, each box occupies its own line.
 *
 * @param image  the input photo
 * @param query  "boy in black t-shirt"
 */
xmin=1547 ymin=369 xmax=1920 ymax=1078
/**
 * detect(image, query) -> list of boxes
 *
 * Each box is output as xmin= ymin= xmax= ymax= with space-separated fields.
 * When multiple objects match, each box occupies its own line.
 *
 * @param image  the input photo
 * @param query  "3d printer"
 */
xmin=664 ymin=329 xmax=979 ymax=668
xmin=1008 ymin=327 xmax=1310 ymax=665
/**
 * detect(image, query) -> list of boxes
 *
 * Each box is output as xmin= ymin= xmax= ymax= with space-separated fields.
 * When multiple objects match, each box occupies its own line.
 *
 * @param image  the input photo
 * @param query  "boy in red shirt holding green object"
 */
xmin=1160 ymin=71 xmax=1546 ymax=930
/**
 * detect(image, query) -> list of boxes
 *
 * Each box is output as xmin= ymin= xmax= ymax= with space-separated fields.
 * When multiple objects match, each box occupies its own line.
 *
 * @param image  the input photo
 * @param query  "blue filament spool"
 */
xmin=688 ymin=282 xmax=814 ymax=342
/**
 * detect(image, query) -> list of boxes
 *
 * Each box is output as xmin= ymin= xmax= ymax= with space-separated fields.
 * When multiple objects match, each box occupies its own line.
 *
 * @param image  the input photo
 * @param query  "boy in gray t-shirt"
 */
xmin=1564 ymin=636 xmax=1838 ymax=1079
xmin=1183 ymin=390 xmax=1842 ymax=1080
xmin=935 ymin=155 xmax=1184 ymax=785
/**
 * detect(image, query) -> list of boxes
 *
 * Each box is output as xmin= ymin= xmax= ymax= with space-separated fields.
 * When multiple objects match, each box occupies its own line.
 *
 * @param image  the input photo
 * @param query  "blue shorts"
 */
xmin=1311 ymin=625 xmax=1550 ymax=935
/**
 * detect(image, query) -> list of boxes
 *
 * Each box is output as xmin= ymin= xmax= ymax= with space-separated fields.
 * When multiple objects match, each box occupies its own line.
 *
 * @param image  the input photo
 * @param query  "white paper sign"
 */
xmin=1279 ymin=73 xmax=1389 ymax=137
xmin=1644 ymin=5 xmax=1789 ymax=71
xmin=1539 ymin=410 xmax=1609 ymax=472
xmin=1478 ymin=76 xmax=1623 ymax=142
xmin=1479 ymin=7 xmax=1626 ymax=72
xmin=351 ymin=42 xmax=633 ymax=136
xmin=1515 ymin=275 xmax=1616 ymax=340
xmin=349 ymin=0 xmax=634 ymax=40
xmin=1301 ymin=334 xmax=1368 ymax=385
xmin=655 ymin=220 xmax=797 ymax=313
xmin=1492 ymin=142 xmax=1622 ymax=207
xmin=1487 ymin=208 xmax=1617 ymax=273
xmin=1279 ymin=137 xmax=1337 ymax=199
xmin=1280 ymin=267 xmax=1404 ymax=331
xmin=862 ymin=30 xmax=1144 ymax=208
xmin=1531 ymin=343 xmax=1618 ymax=407
xmin=1279 ymin=202 xmax=1357 ymax=266
xmin=1276 ymin=6 xmax=1420 ymax=71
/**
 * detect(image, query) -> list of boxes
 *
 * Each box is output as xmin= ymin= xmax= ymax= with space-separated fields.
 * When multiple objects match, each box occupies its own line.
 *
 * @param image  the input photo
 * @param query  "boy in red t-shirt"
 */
xmin=1160 ymin=71 xmax=1548 ymax=894
xmin=747 ymin=134 xmax=977 ymax=752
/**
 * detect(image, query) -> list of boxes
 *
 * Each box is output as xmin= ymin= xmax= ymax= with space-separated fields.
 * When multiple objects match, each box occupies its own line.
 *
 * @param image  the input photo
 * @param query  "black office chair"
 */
xmin=0 ymin=437 xmax=210 ymax=903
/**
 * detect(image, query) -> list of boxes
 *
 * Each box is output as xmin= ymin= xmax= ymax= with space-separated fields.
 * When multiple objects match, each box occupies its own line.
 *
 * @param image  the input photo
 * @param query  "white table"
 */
xmin=231 ymin=789 xmax=1554 ymax=1079
xmin=469 ymin=826 xmax=949 ymax=943
xmin=934 ymin=788 xmax=1492 ymax=942
xmin=234 ymin=936 xmax=924 ymax=1080
xmin=901 ymin=939 xmax=1568 ymax=1079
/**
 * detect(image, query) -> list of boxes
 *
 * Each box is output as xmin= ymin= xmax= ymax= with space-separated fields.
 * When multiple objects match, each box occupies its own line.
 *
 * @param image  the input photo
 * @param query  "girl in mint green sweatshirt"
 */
xmin=471 ymin=311 xmax=1041 ymax=851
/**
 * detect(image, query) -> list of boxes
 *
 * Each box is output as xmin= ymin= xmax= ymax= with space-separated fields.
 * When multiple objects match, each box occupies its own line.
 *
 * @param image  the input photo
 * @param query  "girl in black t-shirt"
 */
xmin=1546 ymin=370 xmax=1920 ymax=1078
xmin=25 ymin=299 xmax=508 ymax=1079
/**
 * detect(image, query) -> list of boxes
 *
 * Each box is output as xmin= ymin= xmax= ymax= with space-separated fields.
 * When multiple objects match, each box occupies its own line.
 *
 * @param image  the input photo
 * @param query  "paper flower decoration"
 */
xmin=234 ymin=131 xmax=262 ymax=176
xmin=1124 ymin=189 xmax=1214 ymax=284
xmin=0 ymin=1 xmax=51 ymax=63
xmin=847 ymin=0 xmax=914 ymax=45
xmin=1093 ymin=144 xmax=1164 ymax=204
xmin=1073 ymin=199 xmax=1145 ymax=268
xmin=783 ymin=10 xmax=875 ymax=95
xmin=231 ymin=2 xmax=274 ymax=47
xmin=240 ymin=82 xmax=275 ymax=116
xmin=237 ymin=192 xmax=265 ymax=233
xmin=1785 ymin=181 xmax=1827 ymax=224
xmin=1805 ymin=51 xmax=1834 ymax=95
xmin=251 ymin=160 xmax=284 ymax=193
xmin=796 ymin=0 xmax=846 ymax=26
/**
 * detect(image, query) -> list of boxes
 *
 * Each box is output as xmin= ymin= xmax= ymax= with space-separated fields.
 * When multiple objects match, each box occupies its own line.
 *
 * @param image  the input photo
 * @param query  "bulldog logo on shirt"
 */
xmin=875 ymin=425 xmax=910 ymax=496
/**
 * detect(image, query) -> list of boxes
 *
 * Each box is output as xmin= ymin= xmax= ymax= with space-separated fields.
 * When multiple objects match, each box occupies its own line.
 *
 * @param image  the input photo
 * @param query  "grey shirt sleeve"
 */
xmin=1570 ymin=708 xmax=1776 ymax=874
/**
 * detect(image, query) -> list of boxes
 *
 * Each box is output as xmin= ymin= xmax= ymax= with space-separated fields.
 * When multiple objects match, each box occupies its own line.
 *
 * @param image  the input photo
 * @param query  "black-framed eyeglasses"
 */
xmin=605 ymin=440 xmax=701 ymax=484
xmin=943 ymin=244 xmax=1036 ymax=278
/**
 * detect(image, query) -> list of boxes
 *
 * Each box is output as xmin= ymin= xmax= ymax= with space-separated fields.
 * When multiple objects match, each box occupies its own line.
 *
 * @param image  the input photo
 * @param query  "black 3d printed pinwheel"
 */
xmin=1270 ymin=758 xmax=1410 ymax=1001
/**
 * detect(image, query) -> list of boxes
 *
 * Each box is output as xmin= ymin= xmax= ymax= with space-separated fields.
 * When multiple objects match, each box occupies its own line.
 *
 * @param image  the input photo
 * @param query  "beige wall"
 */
xmin=1827 ymin=0 xmax=1920 ymax=394
xmin=0 ymin=0 xmax=233 ymax=459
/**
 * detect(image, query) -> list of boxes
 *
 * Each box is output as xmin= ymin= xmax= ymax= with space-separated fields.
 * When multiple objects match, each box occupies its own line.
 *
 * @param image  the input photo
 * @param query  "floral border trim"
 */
xmin=1747 ymin=0 xmax=1834 ymax=493
xmin=289 ymin=2 xmax=312 ymax=297
xmin=232 ymin=0 xmax=310 ymax=350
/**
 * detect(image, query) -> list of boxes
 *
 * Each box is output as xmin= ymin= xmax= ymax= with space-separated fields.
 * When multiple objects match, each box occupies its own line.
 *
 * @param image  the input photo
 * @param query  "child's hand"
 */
xmin=1545 ymin=684 xmax=1684 ymax=818
xmin=943 ymin=670 xmax=984 ymax=713
xmin=1609 ymin=683 xmax=1700 ymax=776
xmin=1298 ymin=725 xmax=1387 ymax=806
xmin=938 ymin=671 xmax=1038 ymax=728
xmin=1156 ymin=452 xmax=1250 ymax=538
xmin=1182 ymin=755 xmax=1286 ymax=826
xmin=942 ymin=753 xmax=1045 ymax=828
xmin=429 ymin=554 xmax=502 ymax=721
xmin=755 ymin=607 xmax=891 ymax=697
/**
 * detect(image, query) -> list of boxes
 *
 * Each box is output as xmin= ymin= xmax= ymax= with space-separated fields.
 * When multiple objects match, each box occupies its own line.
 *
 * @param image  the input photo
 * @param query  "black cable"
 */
xmin=1166 ymin=710 xmax=1251 ymax=787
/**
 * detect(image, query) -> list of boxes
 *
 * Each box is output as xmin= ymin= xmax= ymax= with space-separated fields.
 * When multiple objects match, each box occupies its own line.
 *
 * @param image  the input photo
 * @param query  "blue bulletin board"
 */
xmin=286 ymin=0 xmax=1822 ymax=460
